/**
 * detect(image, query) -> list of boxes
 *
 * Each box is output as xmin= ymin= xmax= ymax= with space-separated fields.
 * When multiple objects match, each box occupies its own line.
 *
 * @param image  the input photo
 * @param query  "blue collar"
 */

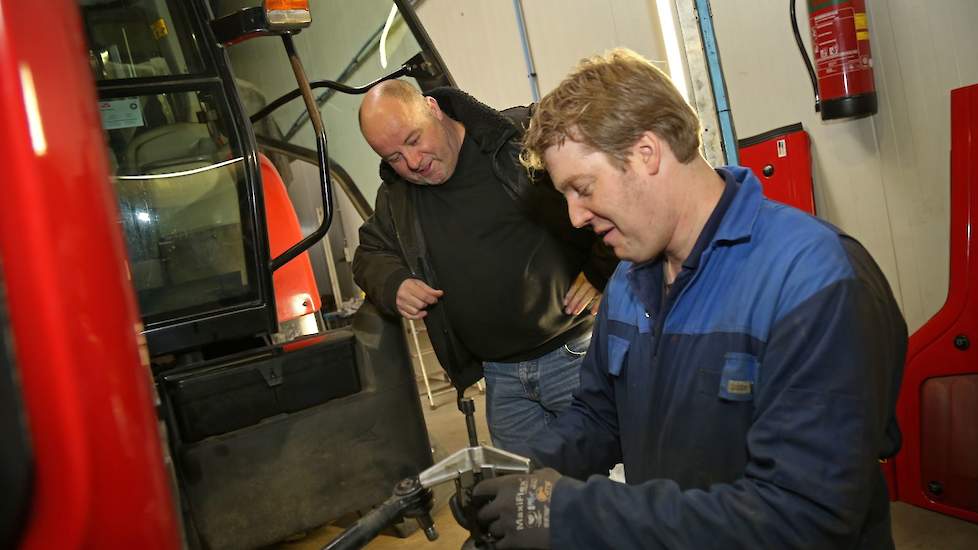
xmin=628 ymin=166 xmax=762 ymax=272
xmin=712 ymin=165 xmax=763 ymax=246
xmin=682 ymin=167 xmax=739 ymax=270
xmin=623 ymin=166 xmax=764 ymax=307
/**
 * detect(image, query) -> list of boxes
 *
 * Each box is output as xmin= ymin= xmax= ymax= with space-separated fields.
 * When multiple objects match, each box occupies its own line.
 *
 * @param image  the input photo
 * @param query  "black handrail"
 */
xmin=268 ymin=33 xmax=334 ymax=272
xmin=255 ymin=135 xmax=373 ymax=221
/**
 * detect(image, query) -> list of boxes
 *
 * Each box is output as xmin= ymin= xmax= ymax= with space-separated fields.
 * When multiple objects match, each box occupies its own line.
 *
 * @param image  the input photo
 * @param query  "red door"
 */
xmin=891 ymin=83 xmax=978 ymax=523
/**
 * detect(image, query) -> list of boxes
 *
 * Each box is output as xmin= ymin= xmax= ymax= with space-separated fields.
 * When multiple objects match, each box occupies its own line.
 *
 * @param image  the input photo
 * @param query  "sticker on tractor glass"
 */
xmin=151 ymin=18 xmax=169 ymax=40
xmin=99 ymin=98 xmax=144 ymax=130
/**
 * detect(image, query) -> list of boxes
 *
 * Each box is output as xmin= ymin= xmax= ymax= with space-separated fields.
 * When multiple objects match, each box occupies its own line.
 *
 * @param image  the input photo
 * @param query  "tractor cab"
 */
xmin=80 ymin=0 xmax=452 ymax=547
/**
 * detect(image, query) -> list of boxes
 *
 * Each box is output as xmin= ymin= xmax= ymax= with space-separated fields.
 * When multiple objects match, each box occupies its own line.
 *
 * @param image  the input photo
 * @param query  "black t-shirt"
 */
xmin=415 ymin=135 xmax=591 ymax=362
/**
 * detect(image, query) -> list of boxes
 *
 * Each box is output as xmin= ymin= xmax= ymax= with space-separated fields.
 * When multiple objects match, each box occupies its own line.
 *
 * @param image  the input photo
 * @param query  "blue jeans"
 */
xmin=482 ymin=333 xmax=590 ymax=452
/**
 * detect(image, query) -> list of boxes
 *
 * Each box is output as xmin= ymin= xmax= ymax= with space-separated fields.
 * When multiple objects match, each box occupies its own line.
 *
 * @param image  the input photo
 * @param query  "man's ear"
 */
xmin=633 ymin=131 xmax=662 ymax=176
xmin=425 ymin=95 xmax=443 ymax=120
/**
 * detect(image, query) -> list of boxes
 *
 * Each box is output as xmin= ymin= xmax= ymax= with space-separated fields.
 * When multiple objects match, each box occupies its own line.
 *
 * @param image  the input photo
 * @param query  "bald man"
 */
xmin=353 ymin=82 xmax=618 ymax=450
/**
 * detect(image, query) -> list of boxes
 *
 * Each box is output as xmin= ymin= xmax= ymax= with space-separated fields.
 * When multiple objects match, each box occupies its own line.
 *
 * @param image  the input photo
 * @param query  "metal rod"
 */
xmin=409 ymin=320 xmax=436 ymax=408
xmin=512 ymin=0 xmax=540 ymax=102
xmin=694 ymin=0 xmax=739 ymax=165
xmin=674 ymin=0 xmax=725 ymax=166
xmin=269 ymin=33 xmax=334 ymax=272
xmin=457 ymin=397 xmax=479 ymax=447
xmin=319 ymin=216 xmax=345 ymax=307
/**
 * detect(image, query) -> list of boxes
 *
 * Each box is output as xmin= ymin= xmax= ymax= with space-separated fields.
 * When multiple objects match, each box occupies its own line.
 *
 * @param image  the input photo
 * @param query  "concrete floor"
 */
xmin=280 ymin=388 xmax=978 ymax=550
xmin=891 ymin=502 xmax=978 ymax=549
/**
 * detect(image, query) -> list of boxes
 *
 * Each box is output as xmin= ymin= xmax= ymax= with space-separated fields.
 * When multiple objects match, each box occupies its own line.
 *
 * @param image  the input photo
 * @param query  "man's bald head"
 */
xmin=358 ymin=81 xmax=465 ymax=186
xmin=358 ymin=79 xmax=427 ymax=130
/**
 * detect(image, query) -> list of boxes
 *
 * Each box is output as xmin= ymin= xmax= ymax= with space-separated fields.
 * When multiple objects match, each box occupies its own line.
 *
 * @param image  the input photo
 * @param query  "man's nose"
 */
xmin=405 ymin=150 xmax=422 ymax=171
xmin=567 ymin=198 xmax=592 ymax=229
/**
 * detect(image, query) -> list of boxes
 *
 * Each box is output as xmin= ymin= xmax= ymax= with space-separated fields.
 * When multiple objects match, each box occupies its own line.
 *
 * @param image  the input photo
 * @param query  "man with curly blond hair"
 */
xmin=470 ymin=48 xmax=906 ymax=550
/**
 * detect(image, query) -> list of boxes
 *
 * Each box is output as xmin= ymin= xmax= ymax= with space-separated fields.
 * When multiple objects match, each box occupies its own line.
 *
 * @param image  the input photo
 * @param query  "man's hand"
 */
xmin=473 ymin=468 xmax=562 ymax=549
xmin=563 ymin=272 xmax=601 ymax=316
xmin=396 ymin=278 xmax=444 ymax=320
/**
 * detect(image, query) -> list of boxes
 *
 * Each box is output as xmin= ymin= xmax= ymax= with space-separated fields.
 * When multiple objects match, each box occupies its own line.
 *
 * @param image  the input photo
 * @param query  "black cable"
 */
xmin=282 ymin=0 xmax=423 ymax=141
xmin=791 ymin=0 xmax=821 ymax=112
xmin=282 ymin=24 xmax=386 ymax=141
xmin=250 ymin=69 xmax=407 ymax=125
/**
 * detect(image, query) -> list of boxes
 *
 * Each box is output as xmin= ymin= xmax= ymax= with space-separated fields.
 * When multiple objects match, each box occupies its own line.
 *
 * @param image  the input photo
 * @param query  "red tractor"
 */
xmin=1 ymin=1 xmax=457 ymax=547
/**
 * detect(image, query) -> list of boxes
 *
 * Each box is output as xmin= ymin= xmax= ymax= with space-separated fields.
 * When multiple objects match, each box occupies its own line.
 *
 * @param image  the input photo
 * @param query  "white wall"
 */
xmin=710 ymin=0 xmax=978 ymax=330
xmin=416 ymin=0 xmax=669 ymax=109
xmin=414 ymin=1 xmax=530 ymax=108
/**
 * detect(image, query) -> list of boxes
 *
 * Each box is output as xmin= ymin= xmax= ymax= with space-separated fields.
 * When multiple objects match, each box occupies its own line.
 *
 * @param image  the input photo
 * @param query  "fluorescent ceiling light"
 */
xmin=655 ymin=0 xmax=689 ymax=102
xmin=380 ymin=4 xmax=398 ymax=69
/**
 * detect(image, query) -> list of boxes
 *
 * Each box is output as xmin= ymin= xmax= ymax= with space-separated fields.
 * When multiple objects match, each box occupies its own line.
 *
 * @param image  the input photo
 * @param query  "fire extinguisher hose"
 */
xmin=790 ymin=0 xmax=821 ymax=112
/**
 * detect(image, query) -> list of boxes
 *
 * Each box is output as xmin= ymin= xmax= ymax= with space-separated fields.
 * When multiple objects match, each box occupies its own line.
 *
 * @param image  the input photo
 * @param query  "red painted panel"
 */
xmin=261 ymin=154 xmax=322 ymax=323
xmin=0 ymin=0 xmax=180 ymax=547
xmin=738 ymin=124 xmax=816 ymax=215
xmin=892 ymin=83 xmax=978 ymax=524
xmin=919 ymin=375 xmax=978 ymax=513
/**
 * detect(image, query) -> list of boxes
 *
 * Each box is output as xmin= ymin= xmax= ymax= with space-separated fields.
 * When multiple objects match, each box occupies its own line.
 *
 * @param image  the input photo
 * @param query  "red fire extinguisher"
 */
xmin=791 ymin=0 xmax=877 ymax=120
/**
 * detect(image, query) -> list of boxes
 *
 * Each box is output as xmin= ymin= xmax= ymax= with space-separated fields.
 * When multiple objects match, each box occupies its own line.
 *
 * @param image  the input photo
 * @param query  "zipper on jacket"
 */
xmin=389 ymin=186 xmax=474 ymax=389
xmin=388 ymin=191 xmax=420 ymax=278
xmin=491 ymin=134 xmax=524 ymax=204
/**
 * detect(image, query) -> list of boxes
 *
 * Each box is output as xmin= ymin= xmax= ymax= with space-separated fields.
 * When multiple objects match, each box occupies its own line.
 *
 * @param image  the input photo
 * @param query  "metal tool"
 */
xmin=323 ymin=397 xmax=532 ymax=550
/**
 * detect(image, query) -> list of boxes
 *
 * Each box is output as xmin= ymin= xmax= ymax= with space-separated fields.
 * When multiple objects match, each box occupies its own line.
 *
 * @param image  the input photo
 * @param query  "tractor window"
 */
xmin=80 ymin=0 xmax=263 ymax=326
xmin=83 ymin=0 xmax=205 ymax=81
xmin=107 ymin=88 xmax=252 ymax=320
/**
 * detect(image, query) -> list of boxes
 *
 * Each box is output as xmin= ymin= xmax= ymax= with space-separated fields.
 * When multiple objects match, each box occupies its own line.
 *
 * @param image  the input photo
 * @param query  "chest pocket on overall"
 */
xmin=606 ymin=302 xmax=649 ymax=377
xmin=606 ymin=335 xmax=630 ymax=376
xmin=717 ymin=352 xmax=758 ymax=402
xmin=697 ymin=352 xmax=759 ymax=401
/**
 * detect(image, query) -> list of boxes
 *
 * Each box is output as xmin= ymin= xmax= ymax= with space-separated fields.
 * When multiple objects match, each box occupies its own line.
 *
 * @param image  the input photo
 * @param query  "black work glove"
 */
xmin=473 ymin=468 xmax=562 ymax=549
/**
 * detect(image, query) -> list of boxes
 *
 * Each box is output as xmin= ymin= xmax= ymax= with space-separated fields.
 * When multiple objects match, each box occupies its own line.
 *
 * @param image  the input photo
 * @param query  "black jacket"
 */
xmin=353 ymin=87 xmax=617 ymax=390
